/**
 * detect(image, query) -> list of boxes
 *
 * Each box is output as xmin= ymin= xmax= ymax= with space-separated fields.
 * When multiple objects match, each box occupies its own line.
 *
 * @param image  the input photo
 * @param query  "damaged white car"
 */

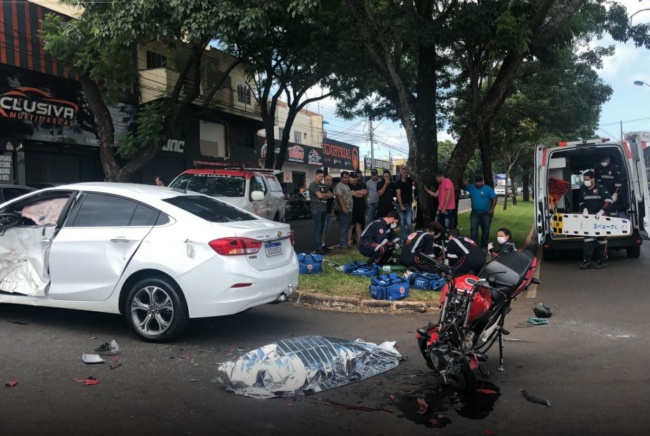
xmin=0 ymin=183 xmax=298 ymax=341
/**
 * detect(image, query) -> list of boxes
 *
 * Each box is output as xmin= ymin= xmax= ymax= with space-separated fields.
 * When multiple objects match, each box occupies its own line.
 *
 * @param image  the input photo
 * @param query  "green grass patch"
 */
xmin=455 ymin=197 xmax=535 ymax=249
xmin=297 ymin=199 xmax=535 ymax=302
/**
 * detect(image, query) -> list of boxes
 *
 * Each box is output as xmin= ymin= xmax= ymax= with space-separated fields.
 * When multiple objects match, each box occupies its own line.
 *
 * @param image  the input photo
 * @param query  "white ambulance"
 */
xmin=534 ymin=133 xmax=650 ymax=260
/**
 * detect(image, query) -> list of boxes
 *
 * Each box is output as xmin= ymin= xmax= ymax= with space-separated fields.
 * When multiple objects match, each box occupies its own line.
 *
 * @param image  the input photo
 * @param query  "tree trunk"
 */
xmin=479 ymin=125 xmax=494 ymax=187
xmin=79 ymin=75 xmax=120 ymax=181
xmin=522 ymin=166 xmax=531 ymax=201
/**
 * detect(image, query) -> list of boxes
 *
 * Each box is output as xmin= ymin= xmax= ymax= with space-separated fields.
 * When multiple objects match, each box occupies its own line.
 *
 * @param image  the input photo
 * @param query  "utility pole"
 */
xmin=368 ymin=117 xmax=375 ymax=172
xmin=620 ymin=120 xmax=624 ymax=143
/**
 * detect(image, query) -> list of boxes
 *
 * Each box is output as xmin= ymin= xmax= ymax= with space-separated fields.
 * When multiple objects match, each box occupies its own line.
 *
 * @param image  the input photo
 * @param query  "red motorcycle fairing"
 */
xmin=514 ymin=255 xmax=538 ymax=296
xmin=415 ymin=325 xmax=439 ymax=347
xmin=439 ymin=274 xmax=493 ymax=326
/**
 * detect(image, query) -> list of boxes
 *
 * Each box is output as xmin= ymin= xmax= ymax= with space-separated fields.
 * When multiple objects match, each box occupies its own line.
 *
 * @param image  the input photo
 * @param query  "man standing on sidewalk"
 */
xmin=462 ymin=175 xmax=497 ymax=249
xmin=348 ymin=172 xmax=368 ymax=246
xmin=424 ymin=172 xmax=456 ymax=231
xmin=334 ymin=171 xmax=353 ymax=249
xmin=309 ymin=169 xmax=333 ymax=254
xmin=395 ymin=165 xmax=414 ymax=241
xmin=366 ymin=169 xmax=380 ymax=224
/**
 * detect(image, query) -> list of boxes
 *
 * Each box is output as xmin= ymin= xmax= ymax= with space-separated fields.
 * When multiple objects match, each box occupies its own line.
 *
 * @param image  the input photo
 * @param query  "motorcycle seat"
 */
xmin=479 ymin=250 xmax=535 ymax=299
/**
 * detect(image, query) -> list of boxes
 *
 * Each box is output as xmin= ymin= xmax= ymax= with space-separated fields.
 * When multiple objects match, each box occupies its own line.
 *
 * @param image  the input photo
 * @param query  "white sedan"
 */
xmin=0 ymin=183 xmax=298 ymax=341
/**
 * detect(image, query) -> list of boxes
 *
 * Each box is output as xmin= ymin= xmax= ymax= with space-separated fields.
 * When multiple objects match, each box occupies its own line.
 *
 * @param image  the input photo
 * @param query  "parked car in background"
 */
xmin=169 ymin=163 xmax=286 ymax=222
xmin=0 ymin=183 xmax=298 ymax=341
xmin=0 ymin=184 xmax=35 ymax=203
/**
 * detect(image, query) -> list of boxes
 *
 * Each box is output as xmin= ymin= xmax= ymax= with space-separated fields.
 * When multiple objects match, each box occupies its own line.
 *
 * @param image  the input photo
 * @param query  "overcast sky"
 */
xmin=298 ymin=0 xmax=650 ymax=163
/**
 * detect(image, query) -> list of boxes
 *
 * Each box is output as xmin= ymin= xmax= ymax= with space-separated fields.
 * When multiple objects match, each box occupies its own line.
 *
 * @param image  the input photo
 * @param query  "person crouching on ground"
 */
xmin=488 ymin=227 xmax=517 ymax=257
xmin=446 ymin=228 xmax=486 ymax=276
xmin=358 ymin=210 xmax=401 ymax=265
xmin=400 ymin=221 xmax=446 ymax=273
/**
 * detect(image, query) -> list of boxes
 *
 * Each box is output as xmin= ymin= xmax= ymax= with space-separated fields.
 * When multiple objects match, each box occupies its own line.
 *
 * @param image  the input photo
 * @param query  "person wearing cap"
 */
xmin=348 ymin=172 xmax=368 ymax=246
xmin=461 ymin=175 xmax=497 ymax=249
xmin=366 ymin=168 xmax=380 ymax=224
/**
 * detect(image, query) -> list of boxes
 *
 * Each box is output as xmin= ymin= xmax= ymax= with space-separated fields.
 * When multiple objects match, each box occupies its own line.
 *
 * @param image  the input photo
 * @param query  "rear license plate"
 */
xmin=265 ymin=242 xmax=283 ymax=257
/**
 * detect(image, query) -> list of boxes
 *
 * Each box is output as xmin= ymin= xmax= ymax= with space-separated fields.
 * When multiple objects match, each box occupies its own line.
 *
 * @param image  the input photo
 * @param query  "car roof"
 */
xmin=46 ymin=182 xmax=192 ymax=201
xmin=0 ymin=184 xmax=35 ymax=190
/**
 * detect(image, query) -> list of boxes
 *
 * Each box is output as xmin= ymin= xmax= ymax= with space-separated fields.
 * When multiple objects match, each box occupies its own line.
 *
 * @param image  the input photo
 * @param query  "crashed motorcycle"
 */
xmin=416 ymin=250 xmax=540 ymax=390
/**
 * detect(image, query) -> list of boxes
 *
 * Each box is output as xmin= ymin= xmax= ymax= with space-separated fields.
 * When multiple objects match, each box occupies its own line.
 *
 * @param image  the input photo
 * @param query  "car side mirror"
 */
xmin=251 ymin=191 xmax=264 ymax=201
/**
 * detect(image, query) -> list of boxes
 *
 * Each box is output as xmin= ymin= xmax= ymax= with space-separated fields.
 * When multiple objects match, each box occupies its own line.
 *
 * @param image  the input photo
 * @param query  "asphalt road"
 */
xmin=2 ymin=242 xmax=650 ymax=435
xmin=290 ymin=198 xmax=472 ymax=253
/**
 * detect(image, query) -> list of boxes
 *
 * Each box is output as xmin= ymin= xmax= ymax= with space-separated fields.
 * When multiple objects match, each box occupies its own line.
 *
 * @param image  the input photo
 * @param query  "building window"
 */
xmin=146 ymin=51 xmax=167 ymax=69
xmin=237 ymin=83 xmax=251 ymax=104
xmin=294 ymin=131 xmax=302 ymax=144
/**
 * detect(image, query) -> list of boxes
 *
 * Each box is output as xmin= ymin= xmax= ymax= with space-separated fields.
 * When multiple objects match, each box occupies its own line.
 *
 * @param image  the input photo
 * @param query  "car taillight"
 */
xmin=290 ymin=230 xmax=295 ymax=246
xmin=209 ymin=238 xmax=262 ymax=255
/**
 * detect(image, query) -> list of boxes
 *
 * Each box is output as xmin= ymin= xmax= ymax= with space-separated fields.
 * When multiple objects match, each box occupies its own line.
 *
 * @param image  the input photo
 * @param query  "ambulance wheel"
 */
xmin=626 ymin=246 xmax=641 ymax=259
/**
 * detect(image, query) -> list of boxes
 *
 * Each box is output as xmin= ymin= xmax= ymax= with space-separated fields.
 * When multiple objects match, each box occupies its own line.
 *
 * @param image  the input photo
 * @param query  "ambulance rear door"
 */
xmin=534 ymin=144 xmax=550 ymax=244
xmin=627 ymin=134 xmax=650 ymax=239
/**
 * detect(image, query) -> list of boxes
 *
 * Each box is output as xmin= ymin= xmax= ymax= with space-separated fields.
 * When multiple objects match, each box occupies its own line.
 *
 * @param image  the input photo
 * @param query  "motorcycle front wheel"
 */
xmin=446 ymin=360 xmax=478 ymax=391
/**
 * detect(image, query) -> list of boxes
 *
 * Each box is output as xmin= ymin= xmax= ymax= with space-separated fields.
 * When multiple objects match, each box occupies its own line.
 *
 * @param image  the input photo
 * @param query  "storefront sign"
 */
xmin=0 ymin=64 xmax=133 ymax=147
xmin=162 ymin=139 xmax=185 ymax=153
xmin=258 ymin=137 xmax=359 ymax=170
xmin=364 ymin=157 xmax=391 ymax=171
xmin=0 ymin=153 xmax=13 ymax=182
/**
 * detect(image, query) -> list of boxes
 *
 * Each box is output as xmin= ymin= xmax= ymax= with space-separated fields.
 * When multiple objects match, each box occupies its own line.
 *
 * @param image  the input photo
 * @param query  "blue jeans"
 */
xmin=470 ymin=211 xmax=492 ymax=248
xmin=367 ymin=203 xmax=378 ymax=224
xmin=397 ymin=204 xmax=413 ymax=240
xmin=322 ymin=213 xmax=333 ymax=245
xmin=436 ymin=210 xmax=455 ymax=232
xmin=336 ymin=211 xmax=352 ymax=247
xmin=312 ymin=211 xmax=327 ymax=251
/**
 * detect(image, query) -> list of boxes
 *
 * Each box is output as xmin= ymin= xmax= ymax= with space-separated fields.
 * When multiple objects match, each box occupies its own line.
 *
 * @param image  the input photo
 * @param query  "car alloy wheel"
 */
xmin=125 ymin=277 xmax=188 ymax=342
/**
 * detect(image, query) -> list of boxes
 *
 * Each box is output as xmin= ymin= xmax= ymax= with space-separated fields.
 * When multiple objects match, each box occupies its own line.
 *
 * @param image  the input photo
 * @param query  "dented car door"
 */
xmin=47 ymin=192 xmax=157 ymax=301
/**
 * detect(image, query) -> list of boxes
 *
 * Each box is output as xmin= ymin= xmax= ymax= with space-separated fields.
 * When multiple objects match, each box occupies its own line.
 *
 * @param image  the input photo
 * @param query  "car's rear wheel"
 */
xmin=627 ymin=245 xmax=641 ymax=258
xmin=125 ymin=277 xmax=189 ymax=342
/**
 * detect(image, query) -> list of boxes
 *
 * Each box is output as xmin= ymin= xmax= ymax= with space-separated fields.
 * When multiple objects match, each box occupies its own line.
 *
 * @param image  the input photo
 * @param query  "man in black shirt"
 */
xmin=377 ymin=170 xmax=397 ymax=218
xmin=395 ymin=166 xmax=414 ymax=242
xmin=348 ymin=172 xmax=368 ymax=246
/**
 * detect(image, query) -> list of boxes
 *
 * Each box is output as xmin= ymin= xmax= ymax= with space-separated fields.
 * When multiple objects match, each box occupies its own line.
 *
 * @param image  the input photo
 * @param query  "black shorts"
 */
xmin=351 ymin=208 xmax=366 ymax=226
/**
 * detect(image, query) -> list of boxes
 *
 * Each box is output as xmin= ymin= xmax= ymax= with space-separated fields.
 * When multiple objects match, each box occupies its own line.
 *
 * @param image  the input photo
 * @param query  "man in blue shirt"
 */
xmin=462 ymin=175 xmax=497 ymax=249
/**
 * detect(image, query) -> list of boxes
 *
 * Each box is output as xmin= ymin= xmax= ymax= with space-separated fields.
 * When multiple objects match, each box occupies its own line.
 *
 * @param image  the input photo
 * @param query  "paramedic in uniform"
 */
xmin=594 ymin=155 xmax=623 ymax=215
xmin=446 ymin=228 xmax=486 ymax=276
xmin=358 ymin=211 xmax=401 ymax=265
xmin=579 ymin=170 xmax=612 ymax=270
xmin=400 ymin=222 xmax=445 ymax=273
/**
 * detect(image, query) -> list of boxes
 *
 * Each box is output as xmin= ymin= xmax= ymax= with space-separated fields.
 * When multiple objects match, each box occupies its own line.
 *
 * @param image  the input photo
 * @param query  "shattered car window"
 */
xmin=165 ymin=195 xmax=256 ymax=223
xmin=215 ymin=336 xmax=403 ymax=399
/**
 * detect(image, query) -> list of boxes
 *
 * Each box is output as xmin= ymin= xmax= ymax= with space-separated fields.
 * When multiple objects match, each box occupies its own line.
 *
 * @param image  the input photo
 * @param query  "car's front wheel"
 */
xmin=125 ymin=277 xmax=189 ymax=342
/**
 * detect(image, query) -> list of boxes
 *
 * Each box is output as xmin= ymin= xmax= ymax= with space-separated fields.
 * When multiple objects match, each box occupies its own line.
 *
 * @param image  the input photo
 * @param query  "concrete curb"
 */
xmin=292 ymin=290 xmax=440 ymax=314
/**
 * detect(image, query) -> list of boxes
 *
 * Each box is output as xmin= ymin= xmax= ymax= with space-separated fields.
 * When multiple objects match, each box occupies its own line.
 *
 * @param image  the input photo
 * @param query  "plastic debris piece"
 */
xmin=533 ymin=303 xmax=552 ymax=318
xmin=94 ymin=339 xmax=119 ymax=355
xmin=476 ymin=389 xmax=498 ymax=395
xmin=90 ymin=336 xmax=97 ymax=339
xmin=216 ymin=336 xmax=402 ymax=399
xmin=73 ymin=377 xmax=100 ymax=386
xmin=527 ymin=317 xmax=548 ymax=326
xmin=416 ymin=398 xmax=429 ymax=415
xmin=5 ymin=380 xmax=18 ymax=388
xmin=82 ymin=354 xmax=105 ymax=364
xmin=521 ymin=389 xmax=550 ymax=407
xmin=109 ymin=363 xmax=122 ymax=370
xmin=113 ymin=357 xmax=121 ymax=363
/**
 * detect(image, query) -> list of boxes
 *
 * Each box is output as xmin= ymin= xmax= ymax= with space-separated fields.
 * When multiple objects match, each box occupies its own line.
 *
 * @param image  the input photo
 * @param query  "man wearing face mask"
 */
xmin=358 ymin=210 xmax=401 ymax=264
xmin=578 ymin=170 xmax=612 ymax=269
xmin=400 ymin=222 xmax=445 ymax=273
xmin=594 ymin=155 xmax=623 ymax=215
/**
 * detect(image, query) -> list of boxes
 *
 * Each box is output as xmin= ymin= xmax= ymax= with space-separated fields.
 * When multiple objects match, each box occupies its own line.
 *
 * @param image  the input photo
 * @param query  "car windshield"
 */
xmin=170 ymin=174 xmax=246 ymax=197
xmin=164 ymin=195 xmax=256 ymax=223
